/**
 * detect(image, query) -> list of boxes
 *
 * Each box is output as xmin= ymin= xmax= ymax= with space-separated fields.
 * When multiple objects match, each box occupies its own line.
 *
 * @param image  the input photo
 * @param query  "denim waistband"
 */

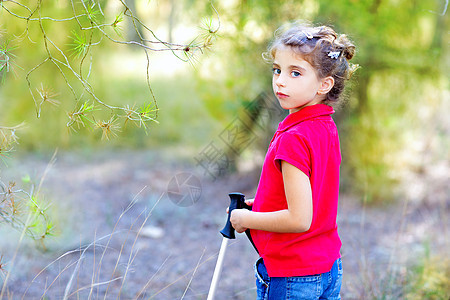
xmin=254 ymin=257 xmax=269 ymax=287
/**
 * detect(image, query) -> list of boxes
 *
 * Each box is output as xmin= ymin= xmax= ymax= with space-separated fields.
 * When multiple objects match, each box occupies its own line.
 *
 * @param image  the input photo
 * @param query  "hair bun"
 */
xmin=336 ymin=34 xmax=355 ymax=60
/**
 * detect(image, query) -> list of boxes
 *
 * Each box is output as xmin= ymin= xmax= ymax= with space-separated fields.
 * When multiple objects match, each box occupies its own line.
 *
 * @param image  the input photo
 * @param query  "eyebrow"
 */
xmin=272 ymin=62 xmax=307 ymax=72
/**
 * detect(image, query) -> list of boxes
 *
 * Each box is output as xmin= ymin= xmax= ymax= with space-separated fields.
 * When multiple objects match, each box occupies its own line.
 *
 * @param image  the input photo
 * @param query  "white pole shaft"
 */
xmin=207 ymin=237 xmax=229 ymax=300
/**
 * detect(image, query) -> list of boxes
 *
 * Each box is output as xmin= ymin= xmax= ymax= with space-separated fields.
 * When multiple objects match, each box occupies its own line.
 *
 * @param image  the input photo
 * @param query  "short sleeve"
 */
xmin=274 ymin=132 xmax=311 ymax=177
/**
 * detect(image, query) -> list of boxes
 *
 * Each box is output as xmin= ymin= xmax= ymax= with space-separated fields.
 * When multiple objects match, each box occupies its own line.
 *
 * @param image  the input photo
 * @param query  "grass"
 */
xmin=0 ymin=148 xmax=448 ymax=299
xmin=405 ymin=250 xmax=450 ymax=299
xmin=1 ymin=192 xmax=245 ymax=299
xmin=4 ymin=195 xmax=447 ymax=299
xmin=1 ymin=188 xmax=197 ymax=299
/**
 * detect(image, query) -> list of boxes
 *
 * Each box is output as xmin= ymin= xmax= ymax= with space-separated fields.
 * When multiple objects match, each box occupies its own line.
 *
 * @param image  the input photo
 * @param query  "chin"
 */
xmin=281 ymin=104 xmax=296 ymax=111
xmin=277 ymin=102 xmax=290 ymax=111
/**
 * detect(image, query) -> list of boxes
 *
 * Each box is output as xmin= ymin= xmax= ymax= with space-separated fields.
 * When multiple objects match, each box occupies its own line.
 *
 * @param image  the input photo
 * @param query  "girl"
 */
xmin=230 ymin=22 xmax=357 ymax=299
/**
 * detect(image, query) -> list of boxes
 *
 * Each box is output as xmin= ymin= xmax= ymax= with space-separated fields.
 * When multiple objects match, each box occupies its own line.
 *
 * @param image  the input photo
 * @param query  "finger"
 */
xmin=236 ymin=227 xmax=247 ymax=233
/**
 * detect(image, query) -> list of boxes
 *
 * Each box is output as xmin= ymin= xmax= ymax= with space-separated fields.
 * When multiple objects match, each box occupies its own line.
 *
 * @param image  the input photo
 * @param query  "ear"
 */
xmin=318 ymin=76 xmax=335 ymax=95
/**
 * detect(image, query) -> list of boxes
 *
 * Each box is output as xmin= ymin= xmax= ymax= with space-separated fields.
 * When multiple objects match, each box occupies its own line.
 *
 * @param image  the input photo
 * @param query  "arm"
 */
xmin=231 ymin=161 xmax=313 ymax=233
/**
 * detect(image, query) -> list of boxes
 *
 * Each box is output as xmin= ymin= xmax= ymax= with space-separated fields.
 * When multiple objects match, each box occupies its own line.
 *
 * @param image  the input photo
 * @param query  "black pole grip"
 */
xmin=220 ymin=192 xmax=250 ymax=239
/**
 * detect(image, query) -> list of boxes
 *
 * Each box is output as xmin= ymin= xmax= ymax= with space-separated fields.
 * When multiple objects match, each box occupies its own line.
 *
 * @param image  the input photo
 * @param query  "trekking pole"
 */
xmin=207 ymin=192 xmax=253 ymax=300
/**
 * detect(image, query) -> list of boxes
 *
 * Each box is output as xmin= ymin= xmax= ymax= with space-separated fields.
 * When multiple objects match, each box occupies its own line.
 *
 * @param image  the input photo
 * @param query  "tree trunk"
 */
xmin=124 ymin=0 xmax=144 ymax=42
xmin=168 ymin=0 xmax=176 ymax=43
xmin=355 ymin=68 xmax=371 ymax=115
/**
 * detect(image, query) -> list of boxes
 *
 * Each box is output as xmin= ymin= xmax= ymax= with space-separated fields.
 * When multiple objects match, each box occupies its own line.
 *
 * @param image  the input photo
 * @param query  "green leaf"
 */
xmin=68 ymin=30 xmax=89 ymax=58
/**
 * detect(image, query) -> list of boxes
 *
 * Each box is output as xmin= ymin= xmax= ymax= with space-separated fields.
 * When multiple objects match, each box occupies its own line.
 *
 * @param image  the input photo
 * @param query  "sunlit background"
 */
xmin=0 ymin=0 xmax=448 ymax=299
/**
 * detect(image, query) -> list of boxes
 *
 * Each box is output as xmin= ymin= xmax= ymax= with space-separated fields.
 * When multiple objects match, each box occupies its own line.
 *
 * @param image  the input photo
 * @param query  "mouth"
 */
xmin=276 ymin=92 xmax=288 ymax=98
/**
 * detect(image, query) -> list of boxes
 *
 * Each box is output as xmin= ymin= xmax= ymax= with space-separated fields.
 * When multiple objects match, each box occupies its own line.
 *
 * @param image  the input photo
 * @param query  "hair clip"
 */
xmin=303 ymin=30 xmax=313 ymax=40
xmin=328 ymin=51 xmax=341 ymax=59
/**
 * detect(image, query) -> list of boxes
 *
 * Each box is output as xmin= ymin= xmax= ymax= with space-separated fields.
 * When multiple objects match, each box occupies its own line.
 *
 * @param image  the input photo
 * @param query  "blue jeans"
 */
xmin=254 ymin=258 xmax=343 ymax=300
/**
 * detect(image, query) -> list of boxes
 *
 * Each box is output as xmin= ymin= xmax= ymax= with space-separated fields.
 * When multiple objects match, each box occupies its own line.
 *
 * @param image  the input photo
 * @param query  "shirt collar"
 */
xmin=277 ymin=104 xmax=335 ymax=132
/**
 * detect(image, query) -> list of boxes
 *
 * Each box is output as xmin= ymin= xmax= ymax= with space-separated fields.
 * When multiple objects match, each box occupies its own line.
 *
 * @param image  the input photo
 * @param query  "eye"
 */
xmin=272 ymin=68 xmax=281 ymax=75
xmin=291 ymin=70 xmax=301 ymax=77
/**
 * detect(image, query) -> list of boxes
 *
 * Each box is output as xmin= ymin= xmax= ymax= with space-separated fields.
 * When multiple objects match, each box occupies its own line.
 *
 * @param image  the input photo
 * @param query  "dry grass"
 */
xmin=0 ymin=150 xmax=448 ymax=299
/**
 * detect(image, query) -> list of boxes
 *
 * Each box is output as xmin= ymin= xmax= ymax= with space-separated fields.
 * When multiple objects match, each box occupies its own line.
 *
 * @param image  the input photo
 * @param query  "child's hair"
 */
xmin=265 ymin=21 xmax=358 ymax=103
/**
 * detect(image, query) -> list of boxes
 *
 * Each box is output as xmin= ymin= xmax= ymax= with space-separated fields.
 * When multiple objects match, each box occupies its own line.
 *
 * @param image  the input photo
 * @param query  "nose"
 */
xmin=274 ymin=73 xmax=286 ymax=87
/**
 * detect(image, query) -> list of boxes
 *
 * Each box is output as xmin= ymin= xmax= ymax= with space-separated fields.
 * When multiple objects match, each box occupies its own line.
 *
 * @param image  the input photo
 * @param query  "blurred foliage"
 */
xmin=0 ymin=153 xmax=56 ymax=247
xmin=0 ymin=0 xmax=218 ymax=148
xmin=190 ymin=0 xmax=448 ymax=203
xmin=405 ymin=250 xmax=450 ymax=300
xmin=316 ymin=0 xmax=448 ymax=203
xmin=0 ymin=0 xmax=219 ymax=261
xmin=0 ymin=0 xmax=448 ymax=204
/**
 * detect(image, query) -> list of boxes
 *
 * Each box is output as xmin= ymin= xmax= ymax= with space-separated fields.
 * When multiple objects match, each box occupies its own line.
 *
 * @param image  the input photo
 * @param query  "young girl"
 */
xmin=230 ymin=22 xmax=357 ymax=299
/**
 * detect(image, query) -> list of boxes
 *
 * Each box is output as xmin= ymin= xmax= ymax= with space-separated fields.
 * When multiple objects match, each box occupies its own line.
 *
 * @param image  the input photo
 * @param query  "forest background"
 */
xmin=0 ymin=0 xmax=448 ymax=299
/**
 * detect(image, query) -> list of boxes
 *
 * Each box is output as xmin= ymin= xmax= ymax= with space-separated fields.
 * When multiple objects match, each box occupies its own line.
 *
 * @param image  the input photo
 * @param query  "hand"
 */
xmin=230 ymin=209 xmax=250 ymax=233
xmin=226 ymin=198 xmax=254 ymax=214
xmin=244 ymin=198 xmax=255 ymax=207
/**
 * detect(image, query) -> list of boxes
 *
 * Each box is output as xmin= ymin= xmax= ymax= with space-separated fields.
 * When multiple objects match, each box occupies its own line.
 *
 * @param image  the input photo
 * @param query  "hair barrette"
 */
xmin=328 ymin=51 xmax=341 ymax=59
xmin=302 ymin=30 xmax=313 ymax=40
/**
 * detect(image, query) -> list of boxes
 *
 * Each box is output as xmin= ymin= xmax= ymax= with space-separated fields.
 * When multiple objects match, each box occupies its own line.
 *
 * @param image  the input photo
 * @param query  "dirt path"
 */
xmin=1 ymin=150 xmax=448 ymax=299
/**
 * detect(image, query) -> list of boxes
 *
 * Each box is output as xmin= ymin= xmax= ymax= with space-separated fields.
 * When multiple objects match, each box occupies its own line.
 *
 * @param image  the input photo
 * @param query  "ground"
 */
xmin=0 ymin=150 xmax=448 ymax=299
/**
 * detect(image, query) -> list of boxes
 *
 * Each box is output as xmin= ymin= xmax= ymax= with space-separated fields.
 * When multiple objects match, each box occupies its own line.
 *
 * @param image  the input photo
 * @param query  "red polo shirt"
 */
xmin=250 ymin=104 xmax=342 ymax=277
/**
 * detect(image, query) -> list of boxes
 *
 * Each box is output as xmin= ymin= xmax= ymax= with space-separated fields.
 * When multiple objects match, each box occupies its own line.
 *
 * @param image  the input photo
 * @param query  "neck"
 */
xmin=289 ymin=99 xmax=324 ymax=114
